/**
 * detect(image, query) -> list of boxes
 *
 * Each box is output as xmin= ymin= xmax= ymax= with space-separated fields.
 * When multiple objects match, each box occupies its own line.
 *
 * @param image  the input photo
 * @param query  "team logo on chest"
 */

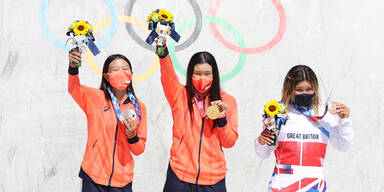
xmin=286 ymin=132 xmax=320 ymax=140
xmin=104 ymin=105 xmax=110 ymax=112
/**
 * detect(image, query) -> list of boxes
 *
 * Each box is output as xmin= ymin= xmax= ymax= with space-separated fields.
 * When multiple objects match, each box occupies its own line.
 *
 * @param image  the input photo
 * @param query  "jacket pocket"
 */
xmin=92 ymin=138 xmax=98 ymax=150
xmin=171 ymin=135 xmax=185 ymax=161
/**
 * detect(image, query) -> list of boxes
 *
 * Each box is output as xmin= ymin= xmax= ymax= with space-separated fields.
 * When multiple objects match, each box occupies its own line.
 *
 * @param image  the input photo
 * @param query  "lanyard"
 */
xmin=194 ymin=93 xmax=207 ymax=119
xmin=107 ymin=85 xmax=142 ymax=123
xmin=293 ymin=103 xmax=330 ymax=137
xmin=293 ymin=103 xmax=328 ymax=122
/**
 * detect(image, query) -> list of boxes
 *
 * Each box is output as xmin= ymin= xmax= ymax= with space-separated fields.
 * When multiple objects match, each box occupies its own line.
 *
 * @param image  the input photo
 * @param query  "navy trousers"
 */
xmin=163 ymin=165 xmax=227 ymax=192
xmin=80 ymin=168 xmax=133 ymax=192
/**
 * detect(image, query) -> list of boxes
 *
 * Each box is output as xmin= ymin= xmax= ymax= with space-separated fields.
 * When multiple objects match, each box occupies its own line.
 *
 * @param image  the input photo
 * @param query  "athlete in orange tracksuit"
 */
xmin=158 ymin=47 xmax=238 ymax=192
xmin=68 ymin=50 xmax=147 ymax=191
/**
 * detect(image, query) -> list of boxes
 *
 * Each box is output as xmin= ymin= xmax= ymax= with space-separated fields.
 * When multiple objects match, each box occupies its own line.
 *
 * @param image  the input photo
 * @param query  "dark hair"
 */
xmin=99 ymin=54 xmax=137 ymax=100
xmin=281 ymin=65 xmax=320 ymax=113
xmin=186 ymin=51 xmax=222 ymax=115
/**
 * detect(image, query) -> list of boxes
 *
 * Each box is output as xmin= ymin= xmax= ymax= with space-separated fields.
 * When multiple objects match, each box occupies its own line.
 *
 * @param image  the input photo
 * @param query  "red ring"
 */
xmin=208 ymin=0 xmax=286 ymax=54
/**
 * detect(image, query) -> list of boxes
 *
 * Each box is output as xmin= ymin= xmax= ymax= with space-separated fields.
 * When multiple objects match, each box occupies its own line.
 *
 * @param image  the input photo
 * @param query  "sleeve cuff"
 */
xmin=128 ymin=134 xmax=140 ymax=144
xmin=157 ymin=46 xmax=169 ymax=59
xmin=338 ymin=117 xmax=352 ymax=133
xmin=68 ymin=65 xmax=79 ymax=75
xmin=339 ymin=117 xmax=351 ymax=126
xmin=254 ymin=137 xmax=262 ymax=146
xmin=216 ymin=117 xmax=227 ymax=128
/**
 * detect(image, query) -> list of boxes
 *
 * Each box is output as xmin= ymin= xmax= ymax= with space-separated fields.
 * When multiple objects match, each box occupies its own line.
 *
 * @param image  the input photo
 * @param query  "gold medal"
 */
xmin=329 ymin=101 xmax=337 ymax=114
xmin=206 ymin=105 xmax=220 ymax=120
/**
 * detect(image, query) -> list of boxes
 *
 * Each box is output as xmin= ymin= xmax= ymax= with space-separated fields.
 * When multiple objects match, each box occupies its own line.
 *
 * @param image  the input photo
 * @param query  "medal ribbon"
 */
xmin=193 ymin=93 xmax=207 ymax=119
xmin=293 ymin=103 xmax=328 ymax=122
xmin=107 ymin=85 xmax=142 ymax=124
xmin=293 ymin=103 xmax=330 ymax=137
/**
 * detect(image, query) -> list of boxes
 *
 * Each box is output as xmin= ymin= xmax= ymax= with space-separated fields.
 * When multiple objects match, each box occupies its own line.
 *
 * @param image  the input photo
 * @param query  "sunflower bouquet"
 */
xmin=66 ymin=20 xmax=100 ymax=67
xmin=145 ymin=9 xmax=180 ymax=56
xmin=263 ymin=100 xmax=288 ymax=146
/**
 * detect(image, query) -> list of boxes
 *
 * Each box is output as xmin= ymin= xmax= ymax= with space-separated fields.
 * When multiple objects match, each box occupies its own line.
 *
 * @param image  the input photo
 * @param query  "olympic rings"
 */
xmin=84 ymin=16 xmax=159 ymax=83
xmin=40 ymin=0 xmax=287 ymax=83
xmin=39 ymin=0 xmax=118 ymax=51
xmin=167 ymin=16 xmax=246 ymax=82
xmin=208 ymin=0 xmax=286 ymax=54
xmin=124 ymin=0 xmax=203 ymax=52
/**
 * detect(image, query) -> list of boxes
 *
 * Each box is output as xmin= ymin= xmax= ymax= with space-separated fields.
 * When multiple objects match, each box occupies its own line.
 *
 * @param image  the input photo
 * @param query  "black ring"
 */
xmin=125 ymin=0 xmax=203 ymax=52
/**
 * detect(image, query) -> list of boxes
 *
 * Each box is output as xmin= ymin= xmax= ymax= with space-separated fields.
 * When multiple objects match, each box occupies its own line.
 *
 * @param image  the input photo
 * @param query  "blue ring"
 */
xmin=39 ymin=0 xmax=118 ymax=51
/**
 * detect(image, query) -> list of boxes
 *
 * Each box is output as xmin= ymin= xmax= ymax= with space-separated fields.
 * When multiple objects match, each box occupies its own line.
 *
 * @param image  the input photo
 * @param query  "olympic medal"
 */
xmin=121 ymin=110 xmax=136 ymax=121
xmin=206 ymin=105 xmax=220 ymax=120
xmin=329 ymin=101 xmax=337 ymax=114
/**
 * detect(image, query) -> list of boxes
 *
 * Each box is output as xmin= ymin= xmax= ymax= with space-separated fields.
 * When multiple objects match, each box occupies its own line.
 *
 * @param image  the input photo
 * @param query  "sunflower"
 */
xmin=264 ymin=100 xmax=280 ymax=117
xmin=73 ymin=20 xmax=90 ymax=36
xmin=158 ymin=9 xmax=173 ymax=22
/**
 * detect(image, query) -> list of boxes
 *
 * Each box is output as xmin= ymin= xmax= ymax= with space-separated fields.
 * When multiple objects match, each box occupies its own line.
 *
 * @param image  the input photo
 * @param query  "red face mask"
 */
xmin=105 ymin=71 xmax=132 ymax=90
xmin=192 ymin=77 xmax=213 ymax=94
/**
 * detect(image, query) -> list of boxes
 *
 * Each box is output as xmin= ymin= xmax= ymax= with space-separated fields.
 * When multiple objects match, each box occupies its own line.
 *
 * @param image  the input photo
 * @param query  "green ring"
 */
xmin=168 ymin=16 xmax=246 ymax=82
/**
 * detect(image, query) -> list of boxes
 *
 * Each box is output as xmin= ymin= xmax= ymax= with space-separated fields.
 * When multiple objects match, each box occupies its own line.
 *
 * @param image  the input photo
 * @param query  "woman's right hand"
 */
xmin=69 ymin=48 xmax=82 ymax=65
xmin=122 ymin=117 xmax=137 ymax=138
xmin=258 ymin=129 xmax=275 ymax=145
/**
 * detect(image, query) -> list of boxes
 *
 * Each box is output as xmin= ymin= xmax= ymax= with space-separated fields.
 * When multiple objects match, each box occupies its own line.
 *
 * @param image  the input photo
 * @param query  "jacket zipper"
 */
xmin=108 ymin=119 xmax=119 ymax=187
xmin=195 ymin=97 xmax=206 ymax=184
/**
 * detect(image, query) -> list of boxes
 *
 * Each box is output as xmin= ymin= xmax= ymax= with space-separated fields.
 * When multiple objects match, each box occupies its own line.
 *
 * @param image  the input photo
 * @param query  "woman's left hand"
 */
xmin=212 ymin=100 xmax=229 ymax=119
xmin=333 ymin=102 xmax=350 ymax=119
xmin=122 ymin=118 xmax=137 ymax=137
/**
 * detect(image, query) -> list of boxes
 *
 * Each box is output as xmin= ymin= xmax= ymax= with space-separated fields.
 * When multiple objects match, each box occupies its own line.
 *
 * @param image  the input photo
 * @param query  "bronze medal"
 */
xmin=329 ymin=101 xmax=337 ymax=114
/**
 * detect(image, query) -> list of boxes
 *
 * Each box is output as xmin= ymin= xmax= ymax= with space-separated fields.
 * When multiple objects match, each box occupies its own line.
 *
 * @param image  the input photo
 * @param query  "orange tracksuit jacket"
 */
xmin=159 ymin=52 xmax=239 ymax=185
xmin=68 ymin=66 xmax=147 ymax=187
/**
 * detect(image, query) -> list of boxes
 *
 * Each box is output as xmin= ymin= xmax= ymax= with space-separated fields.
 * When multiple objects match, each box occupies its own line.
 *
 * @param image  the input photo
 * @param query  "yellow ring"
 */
xmin=85 ymin=16 xmax=159 ymax=83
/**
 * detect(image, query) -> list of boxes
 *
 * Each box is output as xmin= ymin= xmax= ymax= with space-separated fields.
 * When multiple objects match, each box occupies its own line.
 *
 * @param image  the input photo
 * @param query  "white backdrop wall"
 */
xmin=0 ymin=0 xmax=383 ymax=191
